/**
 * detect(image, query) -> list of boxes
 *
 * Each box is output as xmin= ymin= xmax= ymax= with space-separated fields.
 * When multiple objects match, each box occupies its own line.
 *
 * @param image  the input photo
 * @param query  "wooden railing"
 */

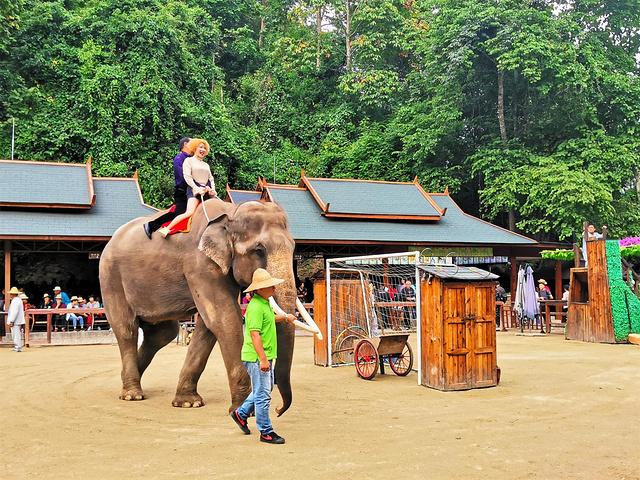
xmin=497 ymin=300 xmax=568 ymax=333
xmin=2 ymin=308 xmax=108 ymax=345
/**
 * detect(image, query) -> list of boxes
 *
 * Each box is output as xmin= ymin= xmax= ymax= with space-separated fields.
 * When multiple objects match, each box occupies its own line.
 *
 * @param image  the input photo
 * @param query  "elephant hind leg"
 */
xmin=173 ymin=319 xmax=217 ymax=408
xmin=138 ymin=320 xmax=180 ymax=376
xmin=109 ymin=307 xmax=145 ymax=401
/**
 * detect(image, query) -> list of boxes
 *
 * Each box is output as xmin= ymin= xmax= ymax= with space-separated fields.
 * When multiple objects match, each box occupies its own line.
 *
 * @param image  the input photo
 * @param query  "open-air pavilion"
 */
xmin=0 ymin=159 xmax=157 ymax=308
xmin=227 ymin=173 xmax=562 ymax=297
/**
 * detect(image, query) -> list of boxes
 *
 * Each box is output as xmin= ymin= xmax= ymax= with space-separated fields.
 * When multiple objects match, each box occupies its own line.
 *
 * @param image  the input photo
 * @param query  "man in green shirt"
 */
xmin=231 ymin=268 xmax=295 ymax=444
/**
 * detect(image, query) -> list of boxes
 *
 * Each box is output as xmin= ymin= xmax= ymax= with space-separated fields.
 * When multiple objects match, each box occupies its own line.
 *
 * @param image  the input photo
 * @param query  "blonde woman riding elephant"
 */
xmin=99 ymin=200 xmax=298 ymax=415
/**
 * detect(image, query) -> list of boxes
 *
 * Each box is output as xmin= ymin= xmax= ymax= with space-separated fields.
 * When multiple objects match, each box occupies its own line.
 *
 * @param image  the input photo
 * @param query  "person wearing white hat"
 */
xmin=39 ymin=293 xmax=53 ymax=309
xmin=231 ymin=268 xmax=295 ymax=444
xmin=7 ymin=287 xmax=25 ymax=352
xmin=53 ymin=286 xmax=70 ymax=306
xmin=66 ymin=296 xmax=85 ymax=330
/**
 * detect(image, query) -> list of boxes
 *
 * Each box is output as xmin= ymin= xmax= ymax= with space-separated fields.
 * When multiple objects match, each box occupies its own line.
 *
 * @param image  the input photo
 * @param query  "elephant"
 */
xmin=98 ymin=199 xmax=298 ymax=415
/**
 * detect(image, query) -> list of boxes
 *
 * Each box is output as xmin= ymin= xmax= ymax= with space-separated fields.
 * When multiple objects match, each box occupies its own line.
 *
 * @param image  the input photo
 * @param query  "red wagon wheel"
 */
xmin=354 ymin=339 xmax=379 ymax=380
xmin=388 ymin=342 xmax=413 ymax=376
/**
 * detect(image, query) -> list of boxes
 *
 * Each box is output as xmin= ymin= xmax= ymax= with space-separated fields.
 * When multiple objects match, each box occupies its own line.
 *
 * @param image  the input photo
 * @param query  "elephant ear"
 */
xmin=198 ymin=214 xmax=233 ymax=275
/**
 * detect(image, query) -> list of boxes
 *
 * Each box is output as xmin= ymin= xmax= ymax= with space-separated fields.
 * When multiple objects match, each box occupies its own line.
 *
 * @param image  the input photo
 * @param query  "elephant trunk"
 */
xmin=268 ymin=249 xmax=296 ymax=416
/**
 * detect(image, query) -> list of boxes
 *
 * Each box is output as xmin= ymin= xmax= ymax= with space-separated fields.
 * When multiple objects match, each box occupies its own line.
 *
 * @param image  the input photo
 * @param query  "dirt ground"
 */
xmin=2 ymin=332 xmax=639 ymax=480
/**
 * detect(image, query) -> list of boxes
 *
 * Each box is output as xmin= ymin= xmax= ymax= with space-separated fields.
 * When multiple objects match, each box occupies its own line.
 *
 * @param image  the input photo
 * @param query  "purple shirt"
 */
xmin=173 ymin=151 xmax=190 ymax=188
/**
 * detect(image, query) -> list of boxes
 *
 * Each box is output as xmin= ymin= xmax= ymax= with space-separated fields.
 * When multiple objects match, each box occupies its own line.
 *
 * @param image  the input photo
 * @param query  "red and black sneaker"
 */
xmin=260 ymin=431 xmax=285 ymax=444
xmin=231 ymin=410 xmax=251 ymax=435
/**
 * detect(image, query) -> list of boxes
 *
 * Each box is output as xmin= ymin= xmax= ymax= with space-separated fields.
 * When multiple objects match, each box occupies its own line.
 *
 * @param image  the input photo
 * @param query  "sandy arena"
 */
xmin=2 ymin=332 xmax=639 ymax=479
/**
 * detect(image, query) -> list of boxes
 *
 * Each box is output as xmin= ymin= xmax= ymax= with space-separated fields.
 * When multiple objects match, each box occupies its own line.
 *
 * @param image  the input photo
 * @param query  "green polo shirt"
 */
xmin=241 ymin=294 xmax=278 ymax=362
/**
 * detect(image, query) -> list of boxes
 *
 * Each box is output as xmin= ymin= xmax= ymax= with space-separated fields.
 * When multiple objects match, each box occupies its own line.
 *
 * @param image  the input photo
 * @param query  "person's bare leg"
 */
xmin=164 ymin=198 xmax=199 ymax=231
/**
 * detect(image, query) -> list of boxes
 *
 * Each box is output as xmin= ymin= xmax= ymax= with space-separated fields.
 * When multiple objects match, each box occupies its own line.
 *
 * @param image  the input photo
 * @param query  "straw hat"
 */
xmin=8 ymin=286 xmax=21 ymax=295
xmin=55 ymin=294 xmax=62 ymax=300
xmin=54 ymin=286 xmax=61 ymax=291
xmin=244 ymin=268 xmax=284 ymax=292
xmin=538 ymin=279 xmax=547 ymax=285
xmin=70 ymin=296 xmax=78 ymax=301
xmin=19 ymin=293 xmax=29 ymax=300
xmin=43 ymin=293 xmax=50 ymax=298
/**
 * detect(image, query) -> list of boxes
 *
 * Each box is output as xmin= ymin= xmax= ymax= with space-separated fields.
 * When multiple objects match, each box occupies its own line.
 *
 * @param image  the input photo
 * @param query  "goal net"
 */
xmin=326 ymin=252 xmax=421 ymax=366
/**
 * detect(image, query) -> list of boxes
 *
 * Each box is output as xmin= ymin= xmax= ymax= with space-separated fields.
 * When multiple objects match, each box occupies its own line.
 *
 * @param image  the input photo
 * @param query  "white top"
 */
xmin=7 ymin=296 xmax=25 ymax=325
xmin=183 ymin=156 xmax=216 ymax=196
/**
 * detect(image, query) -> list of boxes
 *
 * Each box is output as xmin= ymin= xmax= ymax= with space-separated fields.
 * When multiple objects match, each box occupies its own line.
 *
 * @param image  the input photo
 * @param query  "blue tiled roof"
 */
xmin=0 ymin=179 xmax=157 ymax=238
xmin=305 ymin=178 xmax=441 ymax=217
xmin=419 ymin=265 xmax=499 ymax=280
xmin=267 ymin=187 xmax=536 ymax=245
xmin=228 ymin=190 xmax=262 ymax=204
xmin=0 ymin=160 xmax=91 ymax=206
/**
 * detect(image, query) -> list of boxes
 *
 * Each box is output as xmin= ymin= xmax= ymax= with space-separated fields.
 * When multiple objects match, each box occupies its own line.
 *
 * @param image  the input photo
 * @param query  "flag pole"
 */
xmin=11 ymin=118 xmax=15 ymax=160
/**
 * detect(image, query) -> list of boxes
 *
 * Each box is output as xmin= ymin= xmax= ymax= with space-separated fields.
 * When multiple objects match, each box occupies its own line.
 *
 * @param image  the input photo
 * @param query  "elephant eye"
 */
xmin=252 ymin=243 xmax=266 ymax=258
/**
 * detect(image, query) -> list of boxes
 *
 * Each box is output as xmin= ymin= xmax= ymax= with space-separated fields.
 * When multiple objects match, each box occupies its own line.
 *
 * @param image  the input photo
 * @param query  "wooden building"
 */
xmin=566 ymin=239 xmax=616 ymax=343
xmin=419 ymin=265 xmax=499 ymax=390
xmin=1 ymin=159 xmax=157 ymax=308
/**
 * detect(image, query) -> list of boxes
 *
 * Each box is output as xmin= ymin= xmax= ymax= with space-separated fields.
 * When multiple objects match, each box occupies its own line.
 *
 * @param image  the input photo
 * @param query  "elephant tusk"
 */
xmin=296 ymin=298 xmax=323 ymax=340
xmin=269 ymin=297 xmax=323 ymax=340
xmin=269 ymin=296 xmax=286 ymax=316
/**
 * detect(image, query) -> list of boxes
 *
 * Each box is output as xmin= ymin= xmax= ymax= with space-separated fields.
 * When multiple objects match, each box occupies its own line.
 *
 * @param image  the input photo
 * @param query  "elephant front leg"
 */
xmin=217 ymin=335 xmax=252 ymax=413
xmin=172 ymin=320 xmax=216 ymax=408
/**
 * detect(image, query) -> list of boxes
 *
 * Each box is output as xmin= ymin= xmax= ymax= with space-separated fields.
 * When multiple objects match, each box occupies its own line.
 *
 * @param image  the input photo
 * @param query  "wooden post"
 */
xmin=510 ymin=256 xmax=517 ymax=298
xmin=382 ymin=257 xmax=389 ymax=288
xmin=573 ymin=243 xmax=582 ymax=268
xmin=4 ymin=240 xmax=11 ymax=314
xmin=313 ymin=280 xmax=328 ymax=366
xmin=555 ymin=259 xmax=562 ymax=300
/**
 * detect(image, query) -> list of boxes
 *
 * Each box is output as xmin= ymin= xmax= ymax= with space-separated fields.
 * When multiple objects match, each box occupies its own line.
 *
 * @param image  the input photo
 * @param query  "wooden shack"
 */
xmin=420 ymin=265 xmax=499 ymax=391
xmin=566 ymin=239 xmax=615 ymax=343
xmin=312 ymin=278 xmax=369 ymax=366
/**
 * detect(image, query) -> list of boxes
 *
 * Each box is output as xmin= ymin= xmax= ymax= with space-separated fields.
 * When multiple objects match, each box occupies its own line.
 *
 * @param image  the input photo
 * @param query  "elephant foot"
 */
xmin=172 ymin=393 xmax=204 ymax=408
xmin=120 ymin=388 xmax=145 ymax=401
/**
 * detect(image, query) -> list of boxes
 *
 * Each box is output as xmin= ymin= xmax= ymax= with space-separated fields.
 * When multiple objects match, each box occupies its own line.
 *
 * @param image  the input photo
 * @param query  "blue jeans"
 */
xmin=67 ymin=314 xmax=83 ymax=328
xmin=237 ymin=360 xmax=274 ymax=434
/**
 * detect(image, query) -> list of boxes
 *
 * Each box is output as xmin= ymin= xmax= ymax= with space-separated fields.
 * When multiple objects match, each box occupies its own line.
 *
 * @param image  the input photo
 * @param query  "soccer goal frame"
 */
xmin=326 ymin=251 xmax=422 ymax=383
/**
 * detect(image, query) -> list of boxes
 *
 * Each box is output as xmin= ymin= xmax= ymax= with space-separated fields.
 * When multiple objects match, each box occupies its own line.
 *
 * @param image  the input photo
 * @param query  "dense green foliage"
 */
xmin=2 ymin=0 xmax=640 ymax=241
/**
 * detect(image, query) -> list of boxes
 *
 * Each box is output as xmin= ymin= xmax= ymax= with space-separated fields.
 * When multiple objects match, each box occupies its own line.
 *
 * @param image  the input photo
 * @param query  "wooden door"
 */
xmin=442 ymin=284 xmax=472 ymax=390
xmin=468 ymin=282 xmax=497 ymax=387
xmin=442 ymin=282 xmax=497 ymax=390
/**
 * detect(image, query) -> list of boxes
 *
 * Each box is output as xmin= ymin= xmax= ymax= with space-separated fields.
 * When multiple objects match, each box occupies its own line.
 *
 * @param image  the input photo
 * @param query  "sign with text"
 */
xmin=408 ymin=246 xmax=493 ymax=257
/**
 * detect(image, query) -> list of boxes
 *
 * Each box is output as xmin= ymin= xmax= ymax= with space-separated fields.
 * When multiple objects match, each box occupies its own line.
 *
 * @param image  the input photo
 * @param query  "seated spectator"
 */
xmin=396 ymin=281 xmax=416 ymax=329
xmin=388 ymin=285 xmax=397 ymax=300
xmin=375 ymin=286 xmax=393 ymax=329
xmin=40 ymin=293 xmax=53 ymax=309
xmin=538 ymin=283 xmax=553 ymax=301
xmin=53 ymin=286 xmax=71 ymax=305
xmin=52 ymin=294 xmax=67 ymax=332
xmin=303 ymin=277 xmax=314 ymax=303
xmin=297 ymin=282 xmax=307 ymax=302
xmin=19 ymin=293 xmax=36 ymax=310
xmin=87 ymin=295 xmax=101 ymax=309
xmin=242 ymin=292 xmax=252 ymax=305
xmin=87 ymin=295 xmax=106 ymax=329
xmin=538 ymin=279 xmax=552 ymax=295
xmin=77 ymin=296 xmax=91 ymax=329
xmin=66 ymin=296 xmax=85 ymax=331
